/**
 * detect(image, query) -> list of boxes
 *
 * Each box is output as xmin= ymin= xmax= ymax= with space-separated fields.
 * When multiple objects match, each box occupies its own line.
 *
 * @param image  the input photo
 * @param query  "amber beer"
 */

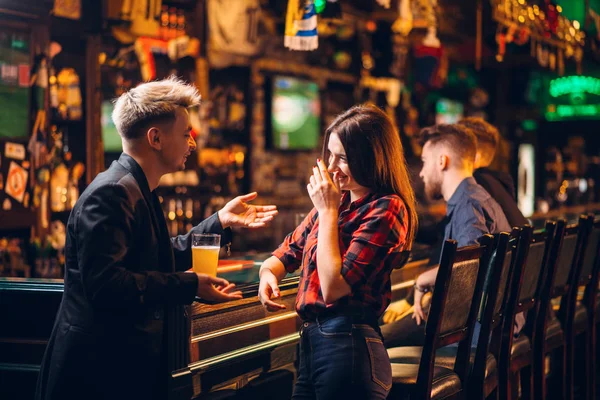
xmin=192 ymin=234 xmax=220 ymax=276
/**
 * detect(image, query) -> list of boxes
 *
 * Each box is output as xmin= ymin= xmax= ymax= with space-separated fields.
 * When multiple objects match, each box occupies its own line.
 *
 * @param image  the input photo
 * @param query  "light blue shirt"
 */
xmin=444 ymin=177 xmax=512 ymax=247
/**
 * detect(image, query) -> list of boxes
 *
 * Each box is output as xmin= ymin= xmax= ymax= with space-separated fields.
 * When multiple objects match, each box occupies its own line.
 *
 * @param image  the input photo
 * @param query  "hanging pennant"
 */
xmin=285 ymin=0 xmax=319 ymax=51
xmin=207 ymin=0 xmax=261 ymax=56
xmin=413 ymin=42 xmax=445 ymax=89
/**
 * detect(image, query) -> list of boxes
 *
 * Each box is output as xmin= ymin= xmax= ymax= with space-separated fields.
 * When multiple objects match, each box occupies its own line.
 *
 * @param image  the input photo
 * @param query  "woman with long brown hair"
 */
xmin=258 ymin=104 xmax=417 ymax=399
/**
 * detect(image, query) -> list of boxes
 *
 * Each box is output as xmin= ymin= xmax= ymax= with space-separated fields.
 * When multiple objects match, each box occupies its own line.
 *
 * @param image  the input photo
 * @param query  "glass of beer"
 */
xmin=192 ymin=233 xmax=221 ymax=276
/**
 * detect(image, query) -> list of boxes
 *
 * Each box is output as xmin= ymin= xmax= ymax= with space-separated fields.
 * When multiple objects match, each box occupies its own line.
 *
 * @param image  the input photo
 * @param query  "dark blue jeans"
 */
xmin=292 ymin=315 xmax=392 ymax=400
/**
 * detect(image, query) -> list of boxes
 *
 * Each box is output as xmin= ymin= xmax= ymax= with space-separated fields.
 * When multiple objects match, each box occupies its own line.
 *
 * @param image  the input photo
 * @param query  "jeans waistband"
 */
xmin=307 ymin=306 xmax=380 ymax=330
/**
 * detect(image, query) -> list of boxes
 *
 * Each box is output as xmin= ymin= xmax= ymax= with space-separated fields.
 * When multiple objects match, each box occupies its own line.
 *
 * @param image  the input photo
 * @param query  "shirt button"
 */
xmin=303 ymin=322 xmax=309 ymax=327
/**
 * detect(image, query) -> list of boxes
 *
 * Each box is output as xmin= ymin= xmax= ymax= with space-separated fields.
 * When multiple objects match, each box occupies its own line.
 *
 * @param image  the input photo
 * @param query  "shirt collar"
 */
xmin=447 ymin=177 xmax=476 ymax=206
xmin=340 ymin=191 xmax=378 ymax=212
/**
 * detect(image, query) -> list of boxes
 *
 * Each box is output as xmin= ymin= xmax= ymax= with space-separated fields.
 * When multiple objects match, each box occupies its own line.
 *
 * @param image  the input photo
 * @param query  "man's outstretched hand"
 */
xmin=218 ymin=192 xmax=278 ymax=229
xmin=196 ymin=274 xmax=242 ymax=302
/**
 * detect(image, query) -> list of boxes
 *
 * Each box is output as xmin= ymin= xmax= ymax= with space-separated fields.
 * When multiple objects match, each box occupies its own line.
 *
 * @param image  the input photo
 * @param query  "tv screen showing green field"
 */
xmin=101 ymin=100 xmax=123 ymax=152
xmin=272 ymin=77 xmax=320 ymax=150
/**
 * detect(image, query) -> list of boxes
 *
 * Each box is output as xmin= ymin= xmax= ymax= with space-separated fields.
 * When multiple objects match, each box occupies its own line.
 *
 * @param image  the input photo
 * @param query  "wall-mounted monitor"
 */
xmin=269 ymin=76 xmax=321 ymax=150
xmin=101 ymin=100 xmax=122 ymax=153
xmin=435 ymin=98 xmax=464 ymax=125
xmin=0 ymin=29 xmax=31 ymax=139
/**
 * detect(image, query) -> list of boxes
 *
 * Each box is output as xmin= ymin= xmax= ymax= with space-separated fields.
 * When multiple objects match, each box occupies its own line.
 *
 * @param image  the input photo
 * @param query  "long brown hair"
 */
xmin=322 ymin=104 xmax=418 ymax=248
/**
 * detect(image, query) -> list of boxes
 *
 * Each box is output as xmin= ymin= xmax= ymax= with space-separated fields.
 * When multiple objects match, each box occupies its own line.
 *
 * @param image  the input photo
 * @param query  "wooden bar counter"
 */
xmin=180 ymin=257 xmax=429 ymax=398
xmin=0 ymin=255 xmax=430 ymax=399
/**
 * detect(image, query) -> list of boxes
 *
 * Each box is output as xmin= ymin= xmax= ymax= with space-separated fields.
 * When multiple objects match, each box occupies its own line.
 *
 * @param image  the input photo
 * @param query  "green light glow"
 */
xmin=11 ymin=39 xmax=27 ymax=50
xmin=315 ymin=0 xmax=326 ymax=14
xmin=521 ymin=119 xmax=538 ymax=131
xmin=549 ymin=76 xmax=600 ymax=98
xmin=545 ymin=104 xmax=600 ymax=121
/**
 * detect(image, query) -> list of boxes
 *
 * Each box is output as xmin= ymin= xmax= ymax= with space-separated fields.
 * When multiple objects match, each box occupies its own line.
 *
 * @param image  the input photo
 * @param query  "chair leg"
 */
xmin=532 ymin=350 xmax=546 ymax=400
xmin=485 ymin=386 xmax=498 ymax=400
xmin=547 ymin=347 xmax=566 ymax=400
xmin=519 ymin=364 xmax=533 ymax=400
xmin=498 ymin=368 xmax=508 ymax=400
xmin=590 ymin=322 xmax=597 ymax=400
xmin=565 ymin=332 xmax=577 ymax=400
xmin=508 ymin=370 xmax=519 ymax=400
xmin=573 ymin=330 xmax=590 ymax=400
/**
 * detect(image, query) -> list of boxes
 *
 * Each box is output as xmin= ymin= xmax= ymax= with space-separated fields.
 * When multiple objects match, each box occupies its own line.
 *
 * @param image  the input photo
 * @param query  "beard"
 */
xmin=424 ymin=173 xmax=443 ymax=201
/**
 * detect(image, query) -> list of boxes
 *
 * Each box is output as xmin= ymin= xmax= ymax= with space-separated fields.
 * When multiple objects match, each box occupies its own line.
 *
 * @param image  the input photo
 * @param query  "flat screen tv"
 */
xmin=435 ymin=98 xmax=464 ymax=125
xmin=101 ymin=100 xmax=122 ymax=152
xmin=269 ymin=76 xmax=321 ymax=150
xmin=0 ymin=29 xmax=30 ymax=139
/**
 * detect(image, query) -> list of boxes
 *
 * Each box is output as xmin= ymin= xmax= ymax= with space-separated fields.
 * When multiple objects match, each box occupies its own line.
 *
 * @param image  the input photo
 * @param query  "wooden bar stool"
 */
xmin=534 ymin=216 xmax=592 ymax=400
xmin=497 ymin=221 xmax=559 ymax=400
xmin=387 ymin=237 xmax=493 ymax=400
xmin=572 ymin=216 xmax=600 ymax=400
xmin=386 ymin=229 xmax=520 ymax=400
xmin=481 ymin=226 xmax=533 ymax=400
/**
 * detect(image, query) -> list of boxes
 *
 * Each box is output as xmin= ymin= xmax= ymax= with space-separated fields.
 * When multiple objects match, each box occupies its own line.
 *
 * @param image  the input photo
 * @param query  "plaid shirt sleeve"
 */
xmin=340 ymin=197 xmax=408 ymax=290
xmin=272 ymin=208 xmax=317 ymax=273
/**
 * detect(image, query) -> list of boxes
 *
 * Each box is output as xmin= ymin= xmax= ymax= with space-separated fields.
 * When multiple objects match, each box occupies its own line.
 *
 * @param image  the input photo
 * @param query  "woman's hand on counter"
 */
xmin=258 ymin=269 xmax=286 ymax=312
xmin=195 ymin=273 xmax=243 ymax=302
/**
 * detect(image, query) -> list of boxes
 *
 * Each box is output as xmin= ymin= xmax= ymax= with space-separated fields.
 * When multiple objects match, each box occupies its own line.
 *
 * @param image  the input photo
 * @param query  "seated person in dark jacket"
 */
xmin=458 ymin=117 xmax=528 ymax=228
xmin=381 ymin=124 xmax=511 ymax=347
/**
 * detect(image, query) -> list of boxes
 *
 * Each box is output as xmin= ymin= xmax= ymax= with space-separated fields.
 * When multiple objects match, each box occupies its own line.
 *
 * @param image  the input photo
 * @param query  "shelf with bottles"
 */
xmin=0 ymin=235 xmax=32 ymax=279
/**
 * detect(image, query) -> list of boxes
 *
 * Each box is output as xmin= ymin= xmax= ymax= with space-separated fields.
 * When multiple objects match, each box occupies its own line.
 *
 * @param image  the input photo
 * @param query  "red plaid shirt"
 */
xmin=272 ymin=192 xmax=409 ymax=320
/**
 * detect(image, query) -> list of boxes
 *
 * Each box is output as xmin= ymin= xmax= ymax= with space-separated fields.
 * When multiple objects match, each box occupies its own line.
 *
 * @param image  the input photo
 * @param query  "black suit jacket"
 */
xmin=473 ymin=167 xmax=529 ymax=228
xmin=36 ymin=154 xmax=232 ymax=400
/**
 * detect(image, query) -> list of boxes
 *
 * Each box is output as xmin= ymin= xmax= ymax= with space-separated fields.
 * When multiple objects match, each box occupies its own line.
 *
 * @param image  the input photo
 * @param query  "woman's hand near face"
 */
xmin=307 ymin=159 xmax=341 ymax=214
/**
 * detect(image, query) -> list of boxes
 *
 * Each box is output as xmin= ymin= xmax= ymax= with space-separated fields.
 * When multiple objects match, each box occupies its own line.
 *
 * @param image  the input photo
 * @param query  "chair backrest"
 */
xmin=552 ymin=222 xmax=582 ymax=298
xmin=556 ymin=215 xmax=594 ymax=323
xmin=469 ymin=230 xmax=515 ymax=397
xmin=517 ymin=227 xmax=553 ymax=312
xmin=580 ymin=216 xmax=600 ymax=286
xmin=490 ymin=231 xmax=519 ymax=322
xmin=416 ymin=236 xmax=493 ymax=397
xmin=583 ymin=217 xmax=600 ymax=311
xmin=497 ymin=222 xmax=557 ymax=374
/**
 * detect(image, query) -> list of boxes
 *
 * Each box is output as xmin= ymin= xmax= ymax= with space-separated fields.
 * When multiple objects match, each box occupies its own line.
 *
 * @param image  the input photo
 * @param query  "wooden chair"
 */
xmin=497 ymin=221 xmax=559 ymax=400
xmin=387 ymin=230 xmax=520 ymax=400
xmin=534 ymin=216 xmax=593 ymax=400
xmin=578 ymin=216 xmax=600 ymax=400
xmin=569 ymin=215 xmax=600 ymax=400
xmin=387 ymin=236 xmax=493 ymax=400
xmin=479 ymin=226 xmax=532 ymax=400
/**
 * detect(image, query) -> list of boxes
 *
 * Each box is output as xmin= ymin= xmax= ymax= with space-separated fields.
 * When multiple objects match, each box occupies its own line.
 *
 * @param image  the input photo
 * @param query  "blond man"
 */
xmin=458 ymin=117 xmax=528 ymax=227
xmin=36 ymin=77 xmax=277 ymax=400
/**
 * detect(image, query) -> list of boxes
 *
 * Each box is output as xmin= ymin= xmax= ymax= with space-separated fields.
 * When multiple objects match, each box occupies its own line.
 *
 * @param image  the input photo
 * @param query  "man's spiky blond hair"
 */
xmin=112 ymin=76 xmax=201 ymax=140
